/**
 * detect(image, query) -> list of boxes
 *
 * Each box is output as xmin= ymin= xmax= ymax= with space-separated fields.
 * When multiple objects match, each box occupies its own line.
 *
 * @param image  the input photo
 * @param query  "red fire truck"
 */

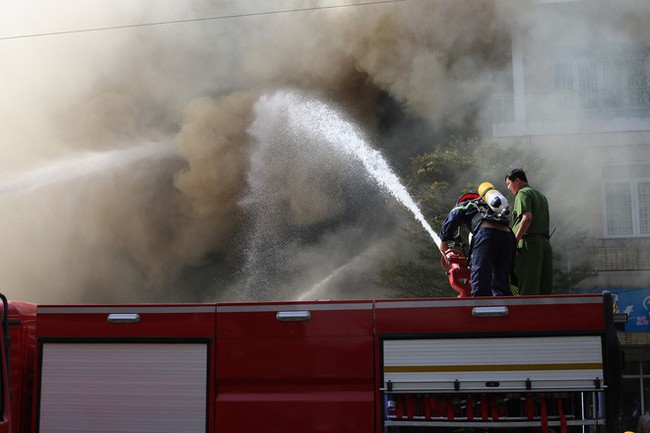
xmin=0 ymin=292 xmax=622 ymax=433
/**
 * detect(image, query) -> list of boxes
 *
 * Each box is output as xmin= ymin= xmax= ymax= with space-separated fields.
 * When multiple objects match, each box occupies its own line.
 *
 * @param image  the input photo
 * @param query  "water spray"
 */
xmin=247 ymin=90 xmax=452 ymax=300
xmin=0 ymin=141 xmax=176 ymax=197
xmin=254 ymin=90 xmax=444 ymax=252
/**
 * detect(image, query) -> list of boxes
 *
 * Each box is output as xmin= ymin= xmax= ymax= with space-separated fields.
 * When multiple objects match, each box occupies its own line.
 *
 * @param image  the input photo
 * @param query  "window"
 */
xmin=640 ymin=182 xmax=650 ymax=234
xmin=622 ymin=359 xmax=650 ymax=431
xmin=602 ymin=163 xmax=650 ymax=237
xmin=577 ymin=61 xmax=599 ymax=110
xmin=551 ymin=45 xmax=649 ymax=114
xmin=553 ymin=63 xmax=573 ymax=91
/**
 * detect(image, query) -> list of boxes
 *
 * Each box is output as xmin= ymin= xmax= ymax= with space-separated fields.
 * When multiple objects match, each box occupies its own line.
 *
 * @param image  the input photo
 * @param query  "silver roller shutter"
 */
xmin=38 ymin=343 xmax=207 ymax=433
xmin=383 ymin=335 xmax=604 ymax=392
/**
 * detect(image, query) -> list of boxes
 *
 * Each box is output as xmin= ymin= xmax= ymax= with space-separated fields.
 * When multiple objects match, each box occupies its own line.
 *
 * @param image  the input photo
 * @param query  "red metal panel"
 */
xmin=35 ymin=304 xmax=216 ymax=338
xmin=7 ymin=302 xmax=36 ymax=433
xmin=215 ymin=301 xmax=375 ymax=433
xmin=216 ymin=301 xmax=373 ymax=338
xmin=375 ymin=295 xmax=605 ymax=335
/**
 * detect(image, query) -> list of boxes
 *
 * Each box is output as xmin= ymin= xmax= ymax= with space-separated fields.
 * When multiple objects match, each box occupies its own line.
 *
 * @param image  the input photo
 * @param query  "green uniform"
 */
xmin=512 ymin=185 xmax=553 ymax=295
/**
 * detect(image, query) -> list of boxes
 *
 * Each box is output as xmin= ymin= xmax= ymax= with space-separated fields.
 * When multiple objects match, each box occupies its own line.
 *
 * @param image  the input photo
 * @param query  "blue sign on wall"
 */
xmin=599 ymin=288 xmax=650 ymax=332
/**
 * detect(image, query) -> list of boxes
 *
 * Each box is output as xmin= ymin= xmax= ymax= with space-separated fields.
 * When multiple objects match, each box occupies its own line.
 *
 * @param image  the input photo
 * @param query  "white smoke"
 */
xmin=0 ymin=0 xmax=647 ymax=302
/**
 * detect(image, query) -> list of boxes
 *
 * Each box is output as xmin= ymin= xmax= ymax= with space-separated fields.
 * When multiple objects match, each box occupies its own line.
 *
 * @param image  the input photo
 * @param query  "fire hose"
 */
xmin=440 ymin=248 xmax=471 ymax=297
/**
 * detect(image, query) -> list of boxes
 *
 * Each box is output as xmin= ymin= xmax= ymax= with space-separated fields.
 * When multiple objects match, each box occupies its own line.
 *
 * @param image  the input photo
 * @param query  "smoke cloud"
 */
xmin=0 ymin=0 xmax=647 ymax=302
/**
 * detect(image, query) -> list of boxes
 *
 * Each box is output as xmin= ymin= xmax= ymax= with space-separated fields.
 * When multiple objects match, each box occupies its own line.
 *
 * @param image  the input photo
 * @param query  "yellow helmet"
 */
xmin=477 ymin=182 xmax=509 ymax=216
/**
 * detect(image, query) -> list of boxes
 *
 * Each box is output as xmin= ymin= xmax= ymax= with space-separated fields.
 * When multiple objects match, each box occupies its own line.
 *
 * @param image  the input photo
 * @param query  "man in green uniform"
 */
xmin=505 ymin=168 xmax=553 ymax=295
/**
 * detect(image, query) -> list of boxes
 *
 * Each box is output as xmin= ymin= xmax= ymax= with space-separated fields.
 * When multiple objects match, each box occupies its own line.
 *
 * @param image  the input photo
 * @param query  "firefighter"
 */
xmin=505 ymin=168 xmax=553 ymax=296
xmin=439 ymin=184 xmax=515 ymax=297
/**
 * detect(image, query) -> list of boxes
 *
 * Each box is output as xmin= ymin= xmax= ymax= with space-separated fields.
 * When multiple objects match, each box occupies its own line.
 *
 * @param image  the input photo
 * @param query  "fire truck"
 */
xmin=0 ymin=292 xmax=622 ymax=433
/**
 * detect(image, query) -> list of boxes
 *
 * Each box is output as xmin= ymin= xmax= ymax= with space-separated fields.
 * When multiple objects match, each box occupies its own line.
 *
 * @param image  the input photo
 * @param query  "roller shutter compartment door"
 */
xmin=383 ymin=335 xmax=604 ymax=392
xmin=38 ymin=343 xmax=207 ymax=433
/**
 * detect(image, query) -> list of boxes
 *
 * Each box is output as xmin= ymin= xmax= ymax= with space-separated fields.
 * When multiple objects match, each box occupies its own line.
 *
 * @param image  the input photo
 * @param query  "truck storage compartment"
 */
xmin=381 ymin=335 xmax=606 ymax=432
xmin=215 ymin=301 xmax=375 ymax=433
xmin=375 ymin=295 xmax=620 ymax=433
xmin=383 ymin=335 xmax=604 ymax=393
xmin=34 ymin=304 xmax=216 ymax=433
xmin=38 ymin=342 xmax=208 ymax=433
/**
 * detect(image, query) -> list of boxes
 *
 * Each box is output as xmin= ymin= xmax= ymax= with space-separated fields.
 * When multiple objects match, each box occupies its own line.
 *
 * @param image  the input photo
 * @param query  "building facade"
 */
xmin=488 ymin=1 xmax=650 ymax=429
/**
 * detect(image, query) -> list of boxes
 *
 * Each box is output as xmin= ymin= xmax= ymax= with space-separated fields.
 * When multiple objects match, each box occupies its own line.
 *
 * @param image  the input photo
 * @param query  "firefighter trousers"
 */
xmin=470 ymin=228 xmax=515 ymax=297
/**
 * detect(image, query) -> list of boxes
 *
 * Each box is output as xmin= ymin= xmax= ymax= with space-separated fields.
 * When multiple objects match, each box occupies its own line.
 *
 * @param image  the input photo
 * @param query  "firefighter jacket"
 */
xmin=440 ymin=199 xmax=508 ymax=242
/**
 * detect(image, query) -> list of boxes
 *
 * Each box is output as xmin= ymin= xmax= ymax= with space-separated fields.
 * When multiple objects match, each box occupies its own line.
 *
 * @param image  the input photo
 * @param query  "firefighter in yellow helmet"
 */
xmin=439 ymin=182 xmax=516 ymax=297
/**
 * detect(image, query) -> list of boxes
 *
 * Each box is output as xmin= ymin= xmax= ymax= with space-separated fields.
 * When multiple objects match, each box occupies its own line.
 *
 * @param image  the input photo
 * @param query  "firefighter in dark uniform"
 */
xmin=439 ymin=184 xmax=516 ymax=297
